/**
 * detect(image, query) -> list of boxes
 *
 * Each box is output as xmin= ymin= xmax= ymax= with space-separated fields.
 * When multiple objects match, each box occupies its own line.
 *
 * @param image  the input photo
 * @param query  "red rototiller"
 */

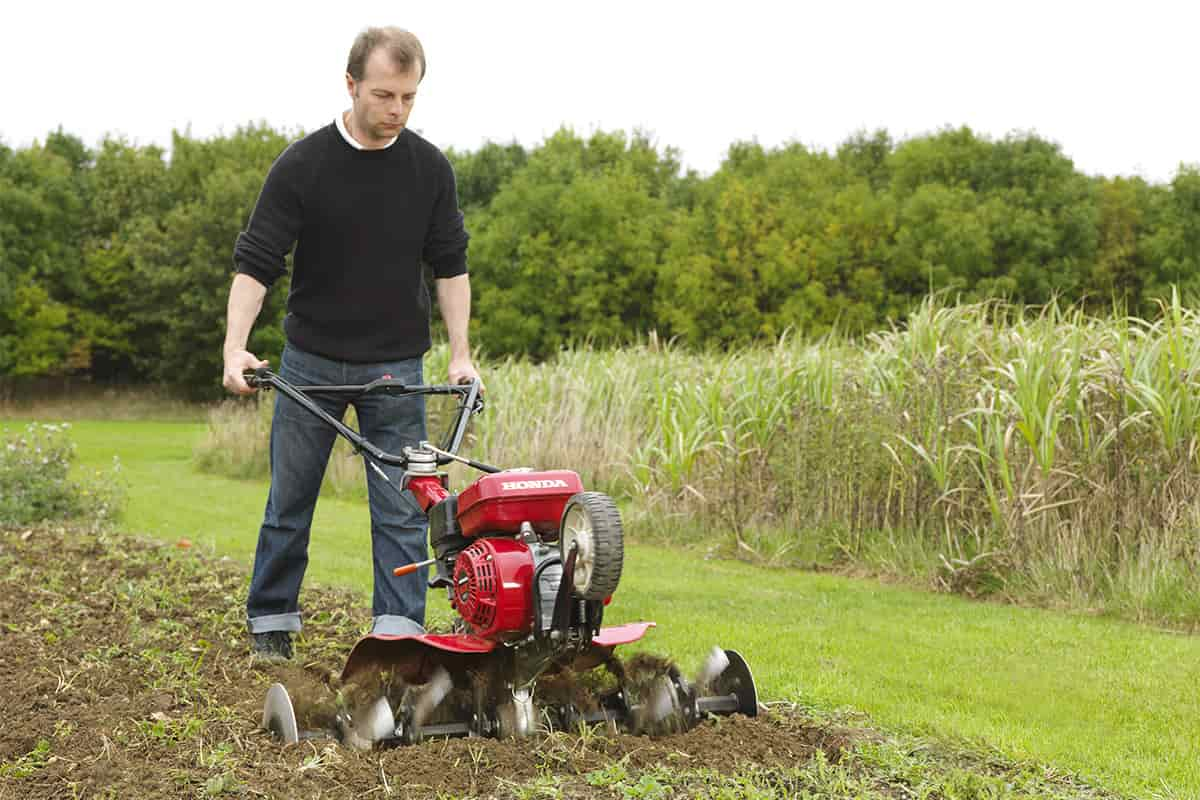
xmin=247 ymin=370 xmax=757 ymax=747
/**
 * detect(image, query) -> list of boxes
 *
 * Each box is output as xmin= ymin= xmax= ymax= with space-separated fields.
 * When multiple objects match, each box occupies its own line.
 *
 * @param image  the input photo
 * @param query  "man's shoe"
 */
xmin=251 ymin=630 xmax=293 ymax=663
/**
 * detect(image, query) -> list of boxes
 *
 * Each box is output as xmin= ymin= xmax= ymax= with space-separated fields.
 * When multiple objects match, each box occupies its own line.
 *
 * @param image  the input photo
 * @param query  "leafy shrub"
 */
xmin=0 ymin=422 xmax=124 ymax=525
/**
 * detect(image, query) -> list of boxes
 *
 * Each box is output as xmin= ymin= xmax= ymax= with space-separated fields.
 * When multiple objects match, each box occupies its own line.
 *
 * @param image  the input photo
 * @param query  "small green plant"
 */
xmin=136 ymin=714 xmax=204 ymax=746
xmin=0 ymin=738 xmax=52 ymax=778
xmin=622 ymin=773 xmax=670 ymax=800
xmin=585 ymin=760 xmax=629 ymax=788
xmin=0 ymin=422 xmax=124 ymax=525
xmin=203 ymin=771 xmax=238 ymax=796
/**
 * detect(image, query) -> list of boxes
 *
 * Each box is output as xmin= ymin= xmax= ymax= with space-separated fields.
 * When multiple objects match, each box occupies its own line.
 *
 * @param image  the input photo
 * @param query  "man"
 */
xmin=222 ymin=27 xmax=478 ymax=662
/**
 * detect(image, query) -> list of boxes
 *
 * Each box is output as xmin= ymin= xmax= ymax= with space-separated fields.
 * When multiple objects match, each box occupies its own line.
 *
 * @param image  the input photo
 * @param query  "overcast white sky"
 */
xmin=1 ymin=0 xmax=1196 ymax=182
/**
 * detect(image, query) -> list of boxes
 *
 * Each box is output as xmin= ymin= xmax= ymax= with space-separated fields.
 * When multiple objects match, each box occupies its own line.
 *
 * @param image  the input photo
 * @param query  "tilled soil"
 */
xmin=0 ymin=524 xmax=858 ymax=799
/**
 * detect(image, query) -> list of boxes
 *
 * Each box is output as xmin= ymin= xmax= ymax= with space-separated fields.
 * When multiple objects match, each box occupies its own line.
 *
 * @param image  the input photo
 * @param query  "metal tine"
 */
xmin=693 ymin=646 xmax=730 ymax=691
xmin=411 ymin=667 xmax=454 ymax=728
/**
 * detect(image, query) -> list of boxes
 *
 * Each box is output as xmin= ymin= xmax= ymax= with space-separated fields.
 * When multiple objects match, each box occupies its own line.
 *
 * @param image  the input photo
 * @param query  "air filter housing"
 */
xmin=456 ymin=470 xmax=583 ymax=538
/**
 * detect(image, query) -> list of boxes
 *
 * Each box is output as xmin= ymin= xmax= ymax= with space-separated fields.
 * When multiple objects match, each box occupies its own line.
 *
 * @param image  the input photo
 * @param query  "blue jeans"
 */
xmin=246 ymin=344 xmax=429 ymax=637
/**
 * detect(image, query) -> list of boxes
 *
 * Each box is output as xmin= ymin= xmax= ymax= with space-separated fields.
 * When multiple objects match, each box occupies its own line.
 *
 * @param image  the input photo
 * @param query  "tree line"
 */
xmin=1 ymin=124 xmax=1197 ymax=395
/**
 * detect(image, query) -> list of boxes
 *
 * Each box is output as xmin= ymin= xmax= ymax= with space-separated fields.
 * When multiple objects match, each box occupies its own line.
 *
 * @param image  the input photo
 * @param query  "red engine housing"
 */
xmin=450 ymin=538 xmax=534 ymax=640
xmin=456 ymin=470 xmax=583 ymax=538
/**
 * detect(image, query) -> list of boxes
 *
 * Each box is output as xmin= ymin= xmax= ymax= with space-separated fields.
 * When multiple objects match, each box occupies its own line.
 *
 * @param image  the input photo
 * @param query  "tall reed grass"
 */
xmin=195 ymin=399 xmax=368 ymax=500
xmin=196 ymin=295 xmax=1200 ymax=627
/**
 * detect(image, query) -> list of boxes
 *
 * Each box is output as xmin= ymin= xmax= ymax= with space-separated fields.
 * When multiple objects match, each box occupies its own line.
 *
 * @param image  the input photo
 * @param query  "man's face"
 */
xmin=346 ymin=48 xmax=422 ymax=146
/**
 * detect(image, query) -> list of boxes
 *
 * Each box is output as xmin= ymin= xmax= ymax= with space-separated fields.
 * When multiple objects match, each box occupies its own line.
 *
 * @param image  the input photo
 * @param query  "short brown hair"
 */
xmin=347 ymin=27 xmax=425 ymax=81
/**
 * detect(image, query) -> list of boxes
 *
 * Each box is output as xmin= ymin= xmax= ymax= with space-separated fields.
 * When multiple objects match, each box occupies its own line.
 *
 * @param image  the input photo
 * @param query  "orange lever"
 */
xmin=393 ymin=558 xmax=436 ymax=577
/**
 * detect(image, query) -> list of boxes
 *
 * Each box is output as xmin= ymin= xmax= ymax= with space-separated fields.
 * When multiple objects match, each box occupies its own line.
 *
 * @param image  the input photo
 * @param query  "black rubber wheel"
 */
xmin=559 ymin=492 xmax=624 ymax=600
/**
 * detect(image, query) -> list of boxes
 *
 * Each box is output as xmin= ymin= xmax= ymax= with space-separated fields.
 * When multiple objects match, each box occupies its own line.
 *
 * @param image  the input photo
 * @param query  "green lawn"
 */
xmin=26 ymin=418 xmax=1200 ymax=797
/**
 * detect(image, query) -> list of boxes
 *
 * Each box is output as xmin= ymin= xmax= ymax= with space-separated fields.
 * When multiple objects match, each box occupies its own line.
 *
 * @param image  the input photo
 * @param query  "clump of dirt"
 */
xmin=269 ymin=664 xmax=340 ymax=730
xmin=533 ymin=667 xmax=605 ymax=714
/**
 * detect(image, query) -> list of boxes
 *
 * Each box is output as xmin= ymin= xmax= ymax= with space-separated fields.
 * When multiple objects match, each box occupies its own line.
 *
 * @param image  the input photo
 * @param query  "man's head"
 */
xmin=344 ymin=27 xmax=425 ymax=148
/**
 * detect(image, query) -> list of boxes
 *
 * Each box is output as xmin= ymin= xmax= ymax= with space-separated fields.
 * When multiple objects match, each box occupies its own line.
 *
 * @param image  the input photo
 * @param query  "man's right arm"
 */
xmin=222 ymin=273 xmax=270 ymax=395
xmin=222 ymin=141 xmax=309 ymax=394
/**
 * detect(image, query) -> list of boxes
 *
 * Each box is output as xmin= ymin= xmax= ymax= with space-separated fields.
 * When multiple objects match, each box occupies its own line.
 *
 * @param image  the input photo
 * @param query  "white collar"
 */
xmin=336 ymin=111 xmax=399 ymax=150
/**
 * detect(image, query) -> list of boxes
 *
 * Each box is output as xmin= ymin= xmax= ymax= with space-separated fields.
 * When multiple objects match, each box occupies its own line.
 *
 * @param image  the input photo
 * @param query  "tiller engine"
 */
xmin=248 ymin=371 xmax=757 ymax=747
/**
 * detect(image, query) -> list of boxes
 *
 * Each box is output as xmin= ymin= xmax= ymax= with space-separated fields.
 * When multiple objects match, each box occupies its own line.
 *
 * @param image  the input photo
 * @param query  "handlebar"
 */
xmin=244 ymin=368 xmax=495 ymax=472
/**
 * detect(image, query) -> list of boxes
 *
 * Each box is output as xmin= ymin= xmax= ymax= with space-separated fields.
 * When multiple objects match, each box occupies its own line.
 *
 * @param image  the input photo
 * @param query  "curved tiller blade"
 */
xmin=340 ymin=695 xmax=397 ymax=750
xmin=262 ymin=683 xmax=300 ymax=745
xmin=699 ymin=649 xmax=760 ymax=718
xmin=693 ymin=646 xmax=730 ymax=691
xmin=410 ymin=666 xmax=454 ymax=729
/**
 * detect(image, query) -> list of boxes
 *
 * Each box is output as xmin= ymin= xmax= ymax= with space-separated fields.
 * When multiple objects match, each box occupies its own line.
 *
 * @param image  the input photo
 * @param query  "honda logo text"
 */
xmin=501 ymin=479 xmax=569 ymax=491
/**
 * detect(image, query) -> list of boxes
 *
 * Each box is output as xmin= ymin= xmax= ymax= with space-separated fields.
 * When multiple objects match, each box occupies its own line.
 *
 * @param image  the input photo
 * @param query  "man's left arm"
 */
xmin=436 ymin=274 xmax=479 ymax=386
xmin=424 ymin=149 xmax=476 ymax=385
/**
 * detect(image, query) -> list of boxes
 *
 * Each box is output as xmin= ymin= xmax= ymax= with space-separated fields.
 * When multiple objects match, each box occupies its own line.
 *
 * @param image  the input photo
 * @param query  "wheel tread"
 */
xmin=562 ymin=491 xmax=623 ymax=599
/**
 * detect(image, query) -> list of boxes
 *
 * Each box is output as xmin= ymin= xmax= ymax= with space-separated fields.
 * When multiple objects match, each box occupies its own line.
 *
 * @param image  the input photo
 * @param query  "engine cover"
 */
xmin=451 ymin=538 xmax=534 ymax=640
xmin=456 ymin=470 xmax=583 ymax=538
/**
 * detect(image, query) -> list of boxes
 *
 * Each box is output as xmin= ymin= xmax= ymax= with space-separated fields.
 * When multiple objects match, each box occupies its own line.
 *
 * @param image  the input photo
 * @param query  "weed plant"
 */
xmin=195 ymin=295 xmax=1200 ymax=626
xmin=0 ymin=422 xmax=125 ymax=525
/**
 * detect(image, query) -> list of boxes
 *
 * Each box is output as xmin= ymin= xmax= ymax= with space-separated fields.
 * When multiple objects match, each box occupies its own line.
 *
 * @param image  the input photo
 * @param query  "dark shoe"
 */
xmin=251 ymin=630 xmax=293 ymax=663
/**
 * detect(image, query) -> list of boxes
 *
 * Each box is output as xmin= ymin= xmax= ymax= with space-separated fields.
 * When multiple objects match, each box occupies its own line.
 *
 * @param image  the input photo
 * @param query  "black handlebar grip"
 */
xmin=244 ymin=368 xmax=272 ymax=389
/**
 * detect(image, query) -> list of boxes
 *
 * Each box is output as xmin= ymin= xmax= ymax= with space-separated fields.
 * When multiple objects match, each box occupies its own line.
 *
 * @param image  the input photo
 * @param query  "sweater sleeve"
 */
xmin=233 ymin=143 xmax=309 ymax=288
xmin=422 ymin=153 xmax=469 ymax=279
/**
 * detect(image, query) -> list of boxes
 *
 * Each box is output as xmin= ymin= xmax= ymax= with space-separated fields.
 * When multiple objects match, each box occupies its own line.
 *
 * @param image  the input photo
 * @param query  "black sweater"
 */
xmin=233 ymin=123 xmax=469 ymax=362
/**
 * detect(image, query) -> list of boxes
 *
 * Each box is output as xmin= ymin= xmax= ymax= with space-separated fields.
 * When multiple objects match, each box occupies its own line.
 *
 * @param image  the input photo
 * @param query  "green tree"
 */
xmin=657 ymin=142 xmax=895 ymax=346
xmin=838 ymin=128 xmax=893 ymax=191
xmin=0 ymin=280 xmax=71 ymax=376
xmin=888 ymin=128 xmax=1098 ymax=304
xmin=1142 ymin=166 xmax=1200 ymax=307
xmin=446 ymin=140 xmax=528 ymax=213
xmin=1092 ymin=176 xmax=1152 ymax=309
xmin=0 ymin=137 xmax=92 ymax=375
xmin=469 ymin=129 xmax=680 ymax=358
xmin=103 ymin=125 xmax=291 ymax=394
xmin=891 ymin=183 xmax=994 ymax=298
xmin=71 ymin=139 xmax=173 ymax=378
